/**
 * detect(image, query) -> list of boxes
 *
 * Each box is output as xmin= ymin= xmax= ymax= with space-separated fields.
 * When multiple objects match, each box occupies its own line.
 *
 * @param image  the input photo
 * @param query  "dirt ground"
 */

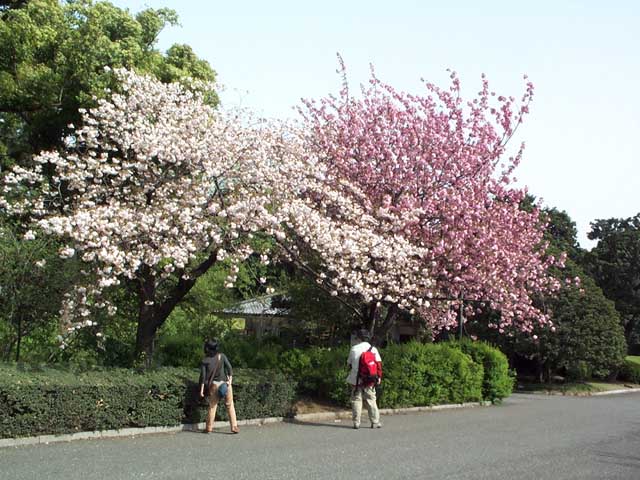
xmin=292 ymin=396 xmax=346 ymax=414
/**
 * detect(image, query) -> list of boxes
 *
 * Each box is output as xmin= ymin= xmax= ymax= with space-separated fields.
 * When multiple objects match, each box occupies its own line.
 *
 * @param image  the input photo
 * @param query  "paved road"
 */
xmin=2 ymin=392 xmax=639 ymax=480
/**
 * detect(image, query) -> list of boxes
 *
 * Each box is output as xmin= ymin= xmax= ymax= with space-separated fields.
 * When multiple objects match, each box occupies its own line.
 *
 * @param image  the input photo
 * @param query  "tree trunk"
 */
xmin=535 ymin=360 xmax=544 ymax=384
xmin=366 ymin=303 xmax=380 ymax=336
xmin=135 ymin=269 xmax=158 ymax=368
xmin=372 ymin=304 xmax=399 ymax=345
xmin=134 ymin=250 xmax=219 ymax=368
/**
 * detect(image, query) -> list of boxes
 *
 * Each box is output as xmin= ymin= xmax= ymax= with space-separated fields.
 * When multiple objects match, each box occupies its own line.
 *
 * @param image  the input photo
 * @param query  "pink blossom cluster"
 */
xmin=298 ymin=60 xmax=563 ymax=333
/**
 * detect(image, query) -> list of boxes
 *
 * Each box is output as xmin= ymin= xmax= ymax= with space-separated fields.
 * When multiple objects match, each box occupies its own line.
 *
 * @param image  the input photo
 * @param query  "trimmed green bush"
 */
xmin=452 ymin=340 xmax=515 ymax=403
xmin=379 ymin=342 xmax=484 ymax=408
xmin=220 ymin=334 xmax=284 ymax=370
xmin=279 ymin=341 xmax=510 ymax=408
xmin=279 ymin=345 xmax=350 ymax=402
xmin=183 ymin=369 xmax=295 ymax=423
xmin=618 ymin=356 xmax=640 ymax=384
xmin=155 ymin=334 xmax=203 ymax=368
xmin=0 ymin=365 xmax=295 ymax=439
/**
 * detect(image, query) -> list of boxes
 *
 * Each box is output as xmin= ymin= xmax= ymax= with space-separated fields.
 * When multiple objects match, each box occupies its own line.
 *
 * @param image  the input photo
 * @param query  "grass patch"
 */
xmin=292 ymin=396 xmax=346 ymax=415
xmin=626 ymin=355 xmax=640 ymax=366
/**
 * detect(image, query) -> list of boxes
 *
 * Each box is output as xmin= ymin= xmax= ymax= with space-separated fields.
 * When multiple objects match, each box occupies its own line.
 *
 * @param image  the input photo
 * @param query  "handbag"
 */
xmin=218 ymin=381 xmax=228 ymax=398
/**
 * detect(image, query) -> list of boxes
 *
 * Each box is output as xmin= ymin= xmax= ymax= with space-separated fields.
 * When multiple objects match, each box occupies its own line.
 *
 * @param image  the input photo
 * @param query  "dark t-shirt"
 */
xmin=199 ymin=353 xmax=233 ymax=387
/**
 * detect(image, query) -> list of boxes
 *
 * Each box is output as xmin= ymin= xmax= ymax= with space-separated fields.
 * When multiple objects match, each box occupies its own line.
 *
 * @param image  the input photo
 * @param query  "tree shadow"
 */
xmin=284 ymin=418 xmax=354 ymax=430
xmin=594 ymin=451 xmax=640 ymax=470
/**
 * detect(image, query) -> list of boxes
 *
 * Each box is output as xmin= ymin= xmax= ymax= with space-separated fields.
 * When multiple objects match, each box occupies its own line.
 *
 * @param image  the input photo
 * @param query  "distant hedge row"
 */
xmin=378 ymin=341 xmax=514 ymax=408
xmin=221 ymin=337 xmax=514 ymax=407
xmin=0 ymin=366 xmax=295 ymax=439
xmin=1 ymin=340 xmax=514 ymax=439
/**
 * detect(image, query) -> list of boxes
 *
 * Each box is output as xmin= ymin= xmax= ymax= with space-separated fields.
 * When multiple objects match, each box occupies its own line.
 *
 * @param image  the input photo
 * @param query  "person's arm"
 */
xmin=347 ymin=348 xmax=354 ymax=367
xmin=199 ymin=362 xmax=207 ymax=398
xmin=223 ymin=354 xmax=233 ymax=384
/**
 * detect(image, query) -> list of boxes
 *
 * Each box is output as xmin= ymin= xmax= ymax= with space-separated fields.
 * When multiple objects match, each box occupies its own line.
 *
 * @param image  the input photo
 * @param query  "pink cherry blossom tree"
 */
xmin=299 ymin=58 xmax=565 ymax=338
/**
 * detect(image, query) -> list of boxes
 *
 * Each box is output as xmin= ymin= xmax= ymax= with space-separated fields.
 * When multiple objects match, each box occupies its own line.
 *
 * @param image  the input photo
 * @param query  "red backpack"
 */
xmin=358 ymin=346 xmax=379 ymax=385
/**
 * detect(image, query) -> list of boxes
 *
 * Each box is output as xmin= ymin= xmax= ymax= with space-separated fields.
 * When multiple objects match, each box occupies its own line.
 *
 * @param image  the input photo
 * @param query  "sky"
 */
xmin=113 ymin=0 xmax=640 ymax=248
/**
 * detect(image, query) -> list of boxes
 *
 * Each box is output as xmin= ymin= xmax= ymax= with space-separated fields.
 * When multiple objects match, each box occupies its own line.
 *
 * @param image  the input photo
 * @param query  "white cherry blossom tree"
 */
xmin=1 ymin=69 xmax=434 ymax=362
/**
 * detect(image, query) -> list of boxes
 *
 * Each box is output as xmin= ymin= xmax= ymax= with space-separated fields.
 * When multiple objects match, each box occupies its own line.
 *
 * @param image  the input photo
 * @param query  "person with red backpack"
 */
xmin=346 ymin=329 xmax=383 ymax=429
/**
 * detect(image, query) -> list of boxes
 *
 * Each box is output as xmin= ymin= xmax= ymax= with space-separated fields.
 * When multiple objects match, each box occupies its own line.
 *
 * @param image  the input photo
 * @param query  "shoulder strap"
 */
xmin=206 ymin=354 xmax=223 ymax=387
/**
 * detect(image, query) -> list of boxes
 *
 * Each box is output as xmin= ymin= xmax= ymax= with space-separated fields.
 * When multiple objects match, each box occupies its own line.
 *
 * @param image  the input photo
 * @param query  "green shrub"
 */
xmin=0 ymin=364 xmax=295 ymax=439
xmin=565 ymin=360 xmax=592 ymax=382
xmin=453 ymin=340 xmax=514 ymax=403
xmin=279 ymin=345 xmax=350 ymax=402
xmin=379 ymin=342 xmax=483 ymax=408
xmin=220 ymin=334 xmax=284 ymax=370
xmin=182 ymin=338 xmax=510 ymax=411
xmin=618 ymin=356 xmax=640 ymax=384
xmin=155 ymin=334 xmax=203 ymax=368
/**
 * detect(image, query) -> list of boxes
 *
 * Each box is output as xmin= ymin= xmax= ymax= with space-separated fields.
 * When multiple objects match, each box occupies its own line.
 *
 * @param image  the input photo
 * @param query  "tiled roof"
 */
xmin=221 ymin=294 xmax=290 ymax=317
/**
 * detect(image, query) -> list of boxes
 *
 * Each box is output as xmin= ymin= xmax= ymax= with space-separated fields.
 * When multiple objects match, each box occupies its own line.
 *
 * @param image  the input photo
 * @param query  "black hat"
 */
xmin=357 ymin=329 xmax=371 ymax=342
xmin=204 ymin=339 xmax=219 ymax=355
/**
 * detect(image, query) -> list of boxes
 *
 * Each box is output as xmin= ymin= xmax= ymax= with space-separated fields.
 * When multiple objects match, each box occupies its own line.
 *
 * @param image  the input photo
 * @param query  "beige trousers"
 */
xmin=206 ymin=383 xmax=238 ymax=432
xmin=351 ymin=385 xmax=380 ymax=426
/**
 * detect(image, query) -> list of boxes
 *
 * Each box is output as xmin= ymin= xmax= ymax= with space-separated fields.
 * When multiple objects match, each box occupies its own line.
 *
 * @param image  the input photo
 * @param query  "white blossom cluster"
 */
xmin=1 ymin=69 xmax=435 ymax=336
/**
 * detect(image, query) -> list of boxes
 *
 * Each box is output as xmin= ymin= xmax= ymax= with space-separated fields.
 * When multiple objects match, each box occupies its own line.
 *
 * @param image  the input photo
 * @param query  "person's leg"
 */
xmin=363 ymin=386 xmax=381 ymax=427
xmin=350 ymin=386 xmax=363 ymax=428
xmin=205 ymin=384 xmax=219 ymax=432
xmin=225 ymin=384 xmax=239 ymax=433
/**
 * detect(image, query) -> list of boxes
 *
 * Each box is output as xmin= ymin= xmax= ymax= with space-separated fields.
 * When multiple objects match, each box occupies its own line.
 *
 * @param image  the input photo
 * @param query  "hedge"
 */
xmin=452 ymin=340 xmax=515 ymax=403
xmin=0 ymin=340 xmax=513 ymax=438
xmin=275 ymin=341 xmax=512 ymax=407
xmin=0 ymin=365 xmax=295 ymax=439
xmin=618 ymin=356 xmax=640 ymax=384
xmin=379 ymin=342 xmax=484 ymax=408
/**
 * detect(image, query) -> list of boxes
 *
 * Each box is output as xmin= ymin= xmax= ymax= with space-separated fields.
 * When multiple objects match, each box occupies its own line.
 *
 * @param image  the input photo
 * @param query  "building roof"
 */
xmin=219 ymin=294 xmax=290 ymax=317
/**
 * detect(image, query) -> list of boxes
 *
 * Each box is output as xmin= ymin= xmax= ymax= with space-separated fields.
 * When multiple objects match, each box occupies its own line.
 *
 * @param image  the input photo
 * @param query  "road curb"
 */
xmin=591 ymin=387 xmax=640 ymax=396
xmin=0 ymin=400 xmax=492 ymax=448
xmin=292 ymin=400 xmax=492 ymax=423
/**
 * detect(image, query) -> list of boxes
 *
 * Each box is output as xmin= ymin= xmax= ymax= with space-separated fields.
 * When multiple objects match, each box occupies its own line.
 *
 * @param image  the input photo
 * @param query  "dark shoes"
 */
xmin=204 ymin=427 xmax=239 ymax=434
xmin=354 ymin=422 xmax=381 ymax=429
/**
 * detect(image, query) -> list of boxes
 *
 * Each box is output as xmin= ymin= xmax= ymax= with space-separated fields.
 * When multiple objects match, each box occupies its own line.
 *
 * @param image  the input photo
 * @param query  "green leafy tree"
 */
xmin=539 ymin=260 xmax=626 ymax=380
xmin=584 ymin=214 xmax=640 ymax=352
xmin=284 ymin=272 xmax=361 ymax=345
xmin=542 ymin=207 xmax=582 ymax=262
xmin=0 ymin=0 xmax=217 ymax=364
xmin=153 ymin=252 xmax=279 ymax=368
xmin=468 ymin=206 xmax=627 ymax=381
xmin=0 ymin=222 xmax=79 ymax=361
xmin=0 ymin=0 xmax=216 ymax=169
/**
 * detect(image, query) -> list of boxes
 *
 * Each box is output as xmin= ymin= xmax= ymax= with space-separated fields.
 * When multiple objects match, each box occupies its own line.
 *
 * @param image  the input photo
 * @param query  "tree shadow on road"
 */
xmin=283 ymin=418 xmax=354 ymax=430
xmin=594 ymin=451 xmax=640 ymax=470
xmin=182 ymin=429 xmax=237 ymax=435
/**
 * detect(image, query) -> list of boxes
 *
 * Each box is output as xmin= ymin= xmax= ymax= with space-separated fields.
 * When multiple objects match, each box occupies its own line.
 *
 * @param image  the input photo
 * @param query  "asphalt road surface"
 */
xmin=2 ymin=392 xmax=639 ymax=480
